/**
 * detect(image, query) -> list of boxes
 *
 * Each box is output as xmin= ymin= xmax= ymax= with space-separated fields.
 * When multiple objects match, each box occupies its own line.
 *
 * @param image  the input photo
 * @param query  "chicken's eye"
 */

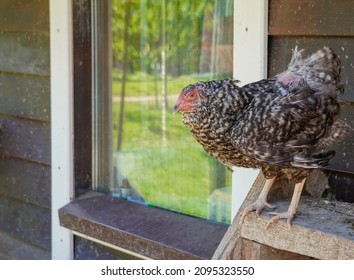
xmin=188 ymin=88 xmax=198 ymax=99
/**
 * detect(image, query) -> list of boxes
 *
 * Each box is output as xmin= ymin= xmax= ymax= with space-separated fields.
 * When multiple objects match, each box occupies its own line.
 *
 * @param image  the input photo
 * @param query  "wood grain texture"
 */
xmin=213 ymin=172 xmax=354 ymax=259
xmin=212 ymin=172 xmax=266 ymax=259
xmin=269 ymin=0 xmax=354 ymax=36
xmin=0 ymin=230 xmax=50 ymax=260
xmin=0 ymin=116 xmax=50 ymax=164
xmin=0 ymin=0 xmax=51 ymax=260
xmin=74 ymin=236 xmax=141 ymax=260
xmin=73 ymin=0 xmax=93 ymax=197
xmin=0 ymin=196 xmax=51 ymax=251
xmin=0 ymin=73 xmax=50 ymax=121
xmin=0 ymin=31 xmax=49 ymax=75
xmin=241 ymin=239 xmax=315 ymax=260
xmin=328 ymin=170 xmax=354 ymax=203
xmin=60 ymin=192 xmax=228 ymax=260
xmin=0 ymin=0 xmax=49 ymax=32
xmin=241 ymin=198 xmax=354 ymax=259
xmin=0 ymin=157 xmax=50 ymax=209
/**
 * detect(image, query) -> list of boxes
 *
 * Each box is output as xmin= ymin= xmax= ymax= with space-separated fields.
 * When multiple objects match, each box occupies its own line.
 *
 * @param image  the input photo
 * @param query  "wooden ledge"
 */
xmin=241 ymin=198 xmax=354 ymax=259
xmin=59 ymin=192 xmax=228 ymax=260
xmin=213 ymin=172 xmax=354 ymax=260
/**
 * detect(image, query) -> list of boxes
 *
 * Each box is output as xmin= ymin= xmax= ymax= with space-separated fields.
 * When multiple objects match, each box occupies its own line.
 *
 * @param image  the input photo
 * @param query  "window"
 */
xmin=54 ymin=0 xmax=267 ymax=260
xmin=91 ymin=0 xmax=234 ymax=224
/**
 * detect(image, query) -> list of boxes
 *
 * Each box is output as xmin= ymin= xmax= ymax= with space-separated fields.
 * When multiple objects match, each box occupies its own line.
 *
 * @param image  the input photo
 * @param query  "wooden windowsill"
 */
xmin=59 ymin=192 xmax=228 ymax=260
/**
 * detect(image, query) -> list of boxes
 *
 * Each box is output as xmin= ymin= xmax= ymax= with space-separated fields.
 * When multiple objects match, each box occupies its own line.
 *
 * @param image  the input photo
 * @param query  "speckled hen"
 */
xmin=173 ymin=47 xmax=348 ymax=228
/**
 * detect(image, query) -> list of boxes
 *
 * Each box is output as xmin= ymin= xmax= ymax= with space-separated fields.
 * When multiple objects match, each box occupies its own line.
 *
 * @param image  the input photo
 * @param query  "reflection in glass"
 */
xmin=111 ymin=0 xmax=233 ymax=223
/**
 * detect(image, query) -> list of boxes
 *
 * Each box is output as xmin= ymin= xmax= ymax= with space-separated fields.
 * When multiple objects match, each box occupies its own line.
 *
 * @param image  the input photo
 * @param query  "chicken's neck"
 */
xmin=180 ymin=86 xmax=257 ymax=168
xmin=182 ymin=86 xmax=252 ymax=137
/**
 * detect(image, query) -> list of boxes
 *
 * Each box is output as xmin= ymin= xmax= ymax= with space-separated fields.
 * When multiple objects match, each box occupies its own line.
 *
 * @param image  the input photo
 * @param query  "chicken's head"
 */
xmin=173 ymin=84 xmax=200 ymax=114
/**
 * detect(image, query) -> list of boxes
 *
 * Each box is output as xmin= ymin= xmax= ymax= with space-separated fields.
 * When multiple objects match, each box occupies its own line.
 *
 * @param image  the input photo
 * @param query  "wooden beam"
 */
xmin=214 ymin=171 xmax=354 ymax=260
xmin=241 ymin=197 xmax=354 ymax=259
xmin=240 ymin=239 xmax=315 ymax=260
xmin=212 ymin=172 xmax=266 ymax=259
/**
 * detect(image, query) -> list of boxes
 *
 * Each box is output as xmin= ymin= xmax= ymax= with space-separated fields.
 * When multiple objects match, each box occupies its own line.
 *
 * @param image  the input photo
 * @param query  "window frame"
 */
xmin=50 ymin=0 xmax=74 ymax=260
xmin=51 ymin=0 xmax=269 ymax=260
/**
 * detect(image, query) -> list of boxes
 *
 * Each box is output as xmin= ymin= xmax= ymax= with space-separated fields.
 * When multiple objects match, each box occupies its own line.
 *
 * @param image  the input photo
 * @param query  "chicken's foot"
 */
xmin=239 ymin=177 xmax=276 ymax=225
xmin=265 ymin=178 xmax=306 ymax=230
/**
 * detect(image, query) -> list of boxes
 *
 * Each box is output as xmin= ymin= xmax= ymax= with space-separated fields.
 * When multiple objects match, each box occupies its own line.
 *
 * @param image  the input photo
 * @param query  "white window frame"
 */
xmin=231 ymin=0 xmax=268 ymax=218
xmin=50 ymin=0 xmax=74 ymax=260
xmin=50 ymin=0 xmax=268 ymax=259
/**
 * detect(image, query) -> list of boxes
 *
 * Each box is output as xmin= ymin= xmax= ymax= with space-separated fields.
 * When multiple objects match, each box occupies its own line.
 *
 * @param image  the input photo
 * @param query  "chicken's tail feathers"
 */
xmin=289 ymin=46 xmax=305 ymax=66
xmin=291 ymin=150 xmax=336 ymax=169
xmin=279 ymin=46 xmax=344 ymax=94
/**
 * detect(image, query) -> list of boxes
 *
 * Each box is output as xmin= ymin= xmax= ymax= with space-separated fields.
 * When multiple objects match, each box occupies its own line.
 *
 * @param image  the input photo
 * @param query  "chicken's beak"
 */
xmin=173 ymin=94 xmax=183 ymax=114
xmin=173 ymin=102 xmax=182 ymax=114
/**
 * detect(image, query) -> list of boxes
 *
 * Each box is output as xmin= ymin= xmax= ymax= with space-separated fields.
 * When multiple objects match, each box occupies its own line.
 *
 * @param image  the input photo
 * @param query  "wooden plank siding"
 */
xmin=0 ymin=116 xmax=50 ymax=164
xmin=0 ymin=157 xmax=50 ymax=209
xmin=0 ymin=231 xmax=50 ymax=260
xmin=0 ymin=196 xmax=51 ymax=250
xmin=0 ymin=32 xmax=50 ymax=75
xmin=269 ymin=0 xmax=354 ymax=36
xmin=0 ymin=73 xmax=50 ymax=121
xmin=0 ymin=0 xmax=51 ymax=259
xmin=0 ymin=0 xmax=49 ymax=33
xmin=74 ymin=236 xmax=141 ymax=260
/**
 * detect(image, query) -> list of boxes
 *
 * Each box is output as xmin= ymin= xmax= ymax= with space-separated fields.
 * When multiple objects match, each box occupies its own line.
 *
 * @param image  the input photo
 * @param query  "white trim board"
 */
xmin=50 ymin=0 xmax=74 ymax=260
xmin=231 ymin=0 xmax=268 ymax=218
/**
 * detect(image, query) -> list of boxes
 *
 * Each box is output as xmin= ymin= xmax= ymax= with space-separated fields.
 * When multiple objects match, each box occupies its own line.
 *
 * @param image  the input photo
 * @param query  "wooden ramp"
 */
xmin=213 ymin=173 xmax=354 ymax=260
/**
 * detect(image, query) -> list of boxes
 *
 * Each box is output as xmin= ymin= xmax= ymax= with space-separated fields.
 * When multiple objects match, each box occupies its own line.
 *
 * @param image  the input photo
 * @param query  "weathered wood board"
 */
xmin=0 ymin=157 xmax=50 ymax=209
xmin=241 ymin=198 xmax=354 ymax=260
xmin=0 ymin=116 xmax=50 ymax=164
xmin=213 ymin=172 xmax=354 ymax=260
xmin=0 ymin=73 xmax=50 ymax=121
xmin=0 ymin=196 xmax=51 ymax=251
xmin=0 ymin=0 xmax=49 ymax=32
xmin=0 ymin=230 xmax=50 ymax=260
xmin=269 ymin=0 xmax=354 ymax=36
xmin=0 ymin=32 xmax=49 ymax=75
xmin=0 ymin=0 xmax=51 ymax=260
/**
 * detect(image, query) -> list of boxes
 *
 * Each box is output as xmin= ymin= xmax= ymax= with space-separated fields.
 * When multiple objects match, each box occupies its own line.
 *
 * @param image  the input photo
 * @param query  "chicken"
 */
xmin=173 ymin=47 xmax=348 ymax=229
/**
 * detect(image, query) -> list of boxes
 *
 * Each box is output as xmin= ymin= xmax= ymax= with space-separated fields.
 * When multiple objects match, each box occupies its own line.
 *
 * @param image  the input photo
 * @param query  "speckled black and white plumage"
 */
xmin=174 ymin=47 xmax=348 ymax=183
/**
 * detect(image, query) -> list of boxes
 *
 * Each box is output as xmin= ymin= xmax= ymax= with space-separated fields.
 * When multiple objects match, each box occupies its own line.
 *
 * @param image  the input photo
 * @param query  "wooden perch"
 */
xmin=213 ymin=172 xmax=354 ymax=260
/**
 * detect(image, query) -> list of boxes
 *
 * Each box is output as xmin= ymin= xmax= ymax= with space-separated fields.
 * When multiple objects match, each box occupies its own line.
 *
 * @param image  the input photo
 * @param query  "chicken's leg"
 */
xmin=265 ymin=177 xmax=306 ymax=230
xmin=239 ymin=177 xmax=276 ymax=225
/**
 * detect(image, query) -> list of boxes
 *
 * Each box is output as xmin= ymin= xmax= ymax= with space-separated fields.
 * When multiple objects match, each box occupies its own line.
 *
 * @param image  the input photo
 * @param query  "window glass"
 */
xmin=110 ymin=0 xmax=233 ymax=223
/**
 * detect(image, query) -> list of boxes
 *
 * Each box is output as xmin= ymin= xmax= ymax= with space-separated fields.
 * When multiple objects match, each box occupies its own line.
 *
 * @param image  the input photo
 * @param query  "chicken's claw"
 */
xmin=264 ymin=178 xmax=305 ymax=230
xmin=264 ymin=211 xmax=295 ymax=230
xmin=239 ymin=200 xmax=276 ymax=226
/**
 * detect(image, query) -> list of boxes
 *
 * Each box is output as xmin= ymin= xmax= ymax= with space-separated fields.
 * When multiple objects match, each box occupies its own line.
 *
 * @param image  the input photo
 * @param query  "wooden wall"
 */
xmin=0 ymin=0 xmax=51 ymax=259
xmin=268 ymin=0 xmax=354 ymax=201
